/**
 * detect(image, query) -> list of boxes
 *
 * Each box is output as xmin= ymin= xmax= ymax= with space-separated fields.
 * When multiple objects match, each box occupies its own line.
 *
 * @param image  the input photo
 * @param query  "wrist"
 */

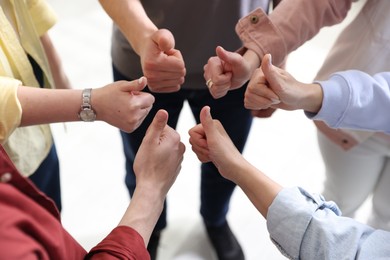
xmin=78 ymin=88 xmax=96 ymax=122
xmin=303 ymin=83 xmax=323 ymax=113
xmin=243 ymin=49 xmax=261 ymax=74
xmin=132 ymin=27 xmax=158 ymax=56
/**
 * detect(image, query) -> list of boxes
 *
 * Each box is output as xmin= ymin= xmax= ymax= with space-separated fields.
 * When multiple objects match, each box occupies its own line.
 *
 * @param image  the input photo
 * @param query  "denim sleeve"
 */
xmin=266 ymin=187 xmax=390 ymax=259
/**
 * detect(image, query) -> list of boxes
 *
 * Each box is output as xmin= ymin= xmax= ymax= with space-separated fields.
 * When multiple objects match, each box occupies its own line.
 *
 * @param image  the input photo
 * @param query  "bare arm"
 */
xmin=40 ymin=33 xmax=71 ymax=89
xmin=98 ymin=0 xmax=157 ymax=55
xmin=189 ymin=106 xmax=282 ymax=217
xmin=244 ymin=54 xmax=323 ymax=113
xmin=118 ymin=110 xmax=185 ymax=245
xmin=17 ymin=77 xmax=155 ymax=132
xmin=99 ymin=0 xmax=186 ymax=92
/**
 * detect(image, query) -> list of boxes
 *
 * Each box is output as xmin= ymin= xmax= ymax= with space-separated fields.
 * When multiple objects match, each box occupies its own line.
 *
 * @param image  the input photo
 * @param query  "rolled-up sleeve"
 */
xmin=235 ymin=0 xmax=352 ymax=67
xmin=27 ymin=0 xmax=57 ymax=36
xmin=87 ymin=226 xmax=150 ymax=259
xmin=267 ymin=187 xmax=390 ymax=259
xmin=0 ymin=77 xmax=22 ymax=144
xmin=235 ymin=8 xmax=286 ymax=67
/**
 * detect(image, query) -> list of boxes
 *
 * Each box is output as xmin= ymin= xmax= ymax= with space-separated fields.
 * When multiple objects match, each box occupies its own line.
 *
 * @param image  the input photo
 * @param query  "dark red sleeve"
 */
xmin=86 ymin=226 xmax=150 ymax=260
xmin=0 ymin=146 xmax=87 ymax=260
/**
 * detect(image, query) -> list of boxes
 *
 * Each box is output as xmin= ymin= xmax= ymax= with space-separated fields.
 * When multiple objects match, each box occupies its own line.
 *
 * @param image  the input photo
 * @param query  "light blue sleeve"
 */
xmin=305 ymin=70 xmax=390 ymax=134
xmin=267 ymin=187 xmax=390 ymax=259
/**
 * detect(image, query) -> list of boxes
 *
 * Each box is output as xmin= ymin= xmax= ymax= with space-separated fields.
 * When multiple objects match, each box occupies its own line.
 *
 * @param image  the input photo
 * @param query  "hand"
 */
xmin=251 ymin=108 xmax=277 ymax=118
xmin=139 ymin=29 xmax=186 ymax=93
xmin=245 ymin=54 xmax=323 ymax=113
xmin=189 ymin=106 xmax=282 ymax=217
xmin=203 ymin=46 xmax=255 ymax=99
xmin=188 ymin=106 xmax=244 ymax=181
xmin=134 ymin=109 xmax=185 ymax=197
xmin=93 ymin=77 xmax=155 ymax=132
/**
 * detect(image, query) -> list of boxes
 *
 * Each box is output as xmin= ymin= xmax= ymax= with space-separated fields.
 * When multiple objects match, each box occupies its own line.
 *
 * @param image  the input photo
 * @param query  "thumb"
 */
xmin=261 ymin=54 xmax=280 ymax=87
xmin=146 ymin=109 xmax=169 ymax=141
xmin=153 ymin=29 xmax=175 ymax=53
xmin=120 ymin=76 xmax=147 ymax=92
xmin=216 ymin=46 xmax=238 ymax=66
xmin=199 ymin=106 xmax=215 ymax=136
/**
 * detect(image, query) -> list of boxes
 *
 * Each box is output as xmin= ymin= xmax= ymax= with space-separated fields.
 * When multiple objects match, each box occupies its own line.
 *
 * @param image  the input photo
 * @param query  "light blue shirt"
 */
xmin=267 ymin=187 xmax=390 ymax=259
xmin=309 ymin=70 xmax=390 ymax=133
xmin=270 ymin=70 xmax=390 ymax=258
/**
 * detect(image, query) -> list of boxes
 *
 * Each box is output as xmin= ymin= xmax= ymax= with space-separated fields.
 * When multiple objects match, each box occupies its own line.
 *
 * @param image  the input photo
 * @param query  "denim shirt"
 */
xmin=267 ymin=187 xmax=390 ymax=259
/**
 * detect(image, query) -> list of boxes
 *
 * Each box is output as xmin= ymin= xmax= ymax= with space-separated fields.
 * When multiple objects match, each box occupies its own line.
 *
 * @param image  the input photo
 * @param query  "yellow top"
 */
xmin=0 ymin=0 xmax=57 ymax=176
xmin=0 ymin=79 xmax=21 ymax=143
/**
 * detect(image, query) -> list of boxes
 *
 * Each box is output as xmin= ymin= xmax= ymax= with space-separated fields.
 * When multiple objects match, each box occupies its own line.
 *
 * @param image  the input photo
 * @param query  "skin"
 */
xmin=17 ymin=77 xmax=155 ymax=133
xmin=119 ymin=109 xmax=185 ymax=246
xmin=99 ymin=0 xmax=186 ymax=92
xmin=41 ymin=33 xmax=72 ymax=90
xmin=244 ymin=54 xmax=323 ymax=113
xmin=188 ymin=106 xmax=282 ymax=217
xmin=203 ymin=46 xmax=260 ymax=99
xmin=202 ymin=47 xmax=278 ymax=118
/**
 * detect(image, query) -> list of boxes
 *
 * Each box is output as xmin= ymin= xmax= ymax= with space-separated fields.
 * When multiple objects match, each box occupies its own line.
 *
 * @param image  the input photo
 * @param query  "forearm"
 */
xmin=41 ymin=33 xmax=71 ymax=89
xmin=17 ymin=87 xmax=82 ymax=126
xmin=99 ymin=0 xmax=157 ymax=55
xmin=228 ymin=158 xmax=282 ymax=218
xmin=118 ymin=187 xmax=164 ymax=246
xmin=242 ymin=49 xmax=261 ymax=79
xmin=298 ymin=83 xmax=323 ymax=113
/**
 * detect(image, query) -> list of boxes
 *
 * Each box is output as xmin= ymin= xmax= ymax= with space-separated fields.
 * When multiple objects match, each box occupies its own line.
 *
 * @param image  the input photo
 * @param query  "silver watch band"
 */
xmin=81 ymin=88 xmax=92 ymax=110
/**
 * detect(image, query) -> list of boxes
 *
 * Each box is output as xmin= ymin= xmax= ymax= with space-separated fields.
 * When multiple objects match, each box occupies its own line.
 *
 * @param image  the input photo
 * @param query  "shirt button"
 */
xmin=250 ymin=15 xmax=259 ymax=24
xmin=0 ymin=172 xmax=12 ymax=183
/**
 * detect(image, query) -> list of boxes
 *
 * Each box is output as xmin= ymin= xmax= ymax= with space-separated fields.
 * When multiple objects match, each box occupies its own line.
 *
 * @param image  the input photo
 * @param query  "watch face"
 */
xmin=79 ymin=109 xmax=96 ymax=122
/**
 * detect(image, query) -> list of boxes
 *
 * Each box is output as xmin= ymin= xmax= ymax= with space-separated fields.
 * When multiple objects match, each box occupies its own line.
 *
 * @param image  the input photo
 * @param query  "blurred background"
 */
xmin=47 ymin=1 xmax=367 ymax=259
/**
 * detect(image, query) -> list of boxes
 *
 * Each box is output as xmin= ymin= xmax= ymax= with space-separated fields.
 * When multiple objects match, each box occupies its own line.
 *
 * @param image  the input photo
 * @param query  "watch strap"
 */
xmin=81 ymin=88 xmax=92 ymax=110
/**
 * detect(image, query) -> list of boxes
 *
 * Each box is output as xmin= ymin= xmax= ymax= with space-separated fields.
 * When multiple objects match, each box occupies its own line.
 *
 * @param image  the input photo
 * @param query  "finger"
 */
xmin=245 ymin=95 xmax=277 ymax=110
xmin=149 ymin=85 xmax=181 ymax=93
xmin=188 ymin=126 xmax=208 ymax=149
xmin=210 ymin=87 xmax=228 ymax=99
xmin=145 ymin=109 xmax=169 ymax=141
xmin=119 ymin=77 xmax=148 ymax=92
xmin=191 ymin=147 xmax=210 ymax=163
xmin=153 ymin=29 xmax=175 ymax=53
xmin=216 ymin=46 xmax=240 ymax=68
xmin=199 ymin=106 xmax=214 ymax=135
xmin=203 ymin=57 xmax=219 ymax=83
xmin=246 ymin=83 xmax=280 ymax=103
xmin=261 ymin=54 xmax=282 ymax=89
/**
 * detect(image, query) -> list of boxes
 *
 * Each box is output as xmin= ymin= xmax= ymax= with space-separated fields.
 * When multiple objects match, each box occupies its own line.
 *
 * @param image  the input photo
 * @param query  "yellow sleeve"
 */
xmin=27 ymin=0 xmax=58 ymax=36
xmin=0 ymin=77 xmax=22 ymax=144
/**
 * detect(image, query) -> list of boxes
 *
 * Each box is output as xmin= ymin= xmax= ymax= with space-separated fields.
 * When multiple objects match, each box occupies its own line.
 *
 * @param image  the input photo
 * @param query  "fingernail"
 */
xmin=271 ymin=98 xmax=280 ymax=104
xmin=138 ymin=76 xmax=144 ymax=84
xmin=268 ymin=54 xmax=272 ymax=66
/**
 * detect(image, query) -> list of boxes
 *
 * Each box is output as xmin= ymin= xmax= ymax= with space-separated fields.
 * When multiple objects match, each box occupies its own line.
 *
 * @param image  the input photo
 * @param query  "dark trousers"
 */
xmin=113 ymin=66 xmax=252 ymax=231
xmin=29 ymin=144 xmax=62 ymax=211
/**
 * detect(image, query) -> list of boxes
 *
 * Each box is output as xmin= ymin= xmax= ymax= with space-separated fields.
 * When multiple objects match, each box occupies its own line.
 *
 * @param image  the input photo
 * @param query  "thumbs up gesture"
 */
xmin=134 ymin=109 xmax=185 ymax=196
xmin=244 ymin=54 xmax=323 ymax=113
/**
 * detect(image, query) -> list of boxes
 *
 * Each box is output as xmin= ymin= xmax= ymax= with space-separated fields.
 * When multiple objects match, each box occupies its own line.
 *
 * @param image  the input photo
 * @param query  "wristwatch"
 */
xmin=78 ymin=88 xmax=96 ymax=122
